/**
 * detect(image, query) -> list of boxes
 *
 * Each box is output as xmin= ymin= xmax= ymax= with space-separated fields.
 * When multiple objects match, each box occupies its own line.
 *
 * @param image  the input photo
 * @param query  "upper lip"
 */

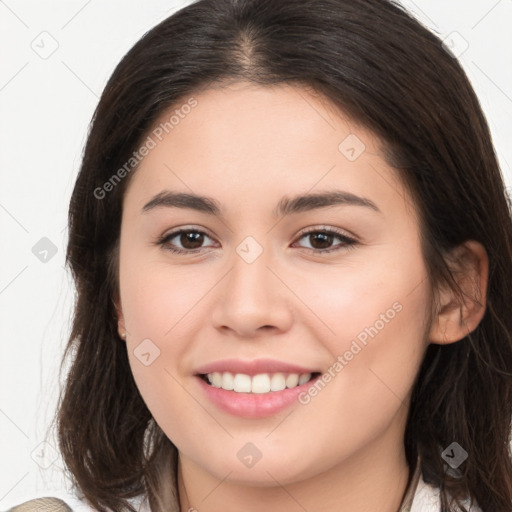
xmin=195 ymin=358 xmax=320 ymax=377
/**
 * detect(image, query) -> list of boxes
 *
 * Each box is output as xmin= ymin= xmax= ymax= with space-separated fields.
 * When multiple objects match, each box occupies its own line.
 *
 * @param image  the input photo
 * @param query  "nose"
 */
xmin=211 ymin=243 xmax=294 ymax=339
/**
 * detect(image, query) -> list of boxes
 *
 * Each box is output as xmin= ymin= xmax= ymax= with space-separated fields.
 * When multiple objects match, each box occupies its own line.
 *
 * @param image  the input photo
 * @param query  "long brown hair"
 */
xmin=56 ymin=0 xmax=512 ymax=510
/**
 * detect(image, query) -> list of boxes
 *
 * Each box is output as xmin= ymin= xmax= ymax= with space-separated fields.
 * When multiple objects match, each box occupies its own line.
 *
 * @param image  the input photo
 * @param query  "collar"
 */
xmin=398 ymin=457 xmax=422 ymax=512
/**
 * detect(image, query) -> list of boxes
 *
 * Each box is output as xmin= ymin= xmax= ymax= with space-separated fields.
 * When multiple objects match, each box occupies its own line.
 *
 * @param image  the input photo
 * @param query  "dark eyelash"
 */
xmin=156 ymin=227 xmax=358 ymax=255
xmin=156 ymin=229 xmax=213 ymax=255
xmin=296 ymin=227 xmax=358 ymax=254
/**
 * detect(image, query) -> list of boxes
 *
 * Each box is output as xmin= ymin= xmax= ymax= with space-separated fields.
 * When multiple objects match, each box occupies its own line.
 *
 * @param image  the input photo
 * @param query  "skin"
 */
xmin=116 ymin=81 xmax=488 ymax=512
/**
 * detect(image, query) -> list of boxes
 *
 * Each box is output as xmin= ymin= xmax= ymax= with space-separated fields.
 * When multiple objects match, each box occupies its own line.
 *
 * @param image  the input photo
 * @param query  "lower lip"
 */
xmin=195 ymin=374 xmax=321 ymax=418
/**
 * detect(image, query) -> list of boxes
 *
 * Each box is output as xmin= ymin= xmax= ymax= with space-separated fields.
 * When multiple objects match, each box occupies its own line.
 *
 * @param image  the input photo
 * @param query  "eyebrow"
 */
xmin=141 ymin=190 xmax=381 ymax=217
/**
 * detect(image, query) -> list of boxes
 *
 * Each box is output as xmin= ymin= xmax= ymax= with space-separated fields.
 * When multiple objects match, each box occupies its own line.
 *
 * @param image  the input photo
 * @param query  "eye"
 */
xmin=156 ymin=226 xmax=358 ymax=255
xmin=292 ymin=227 xmax=358 ymax=254
xmin=156 ymin=228 xmax=218 ymax=254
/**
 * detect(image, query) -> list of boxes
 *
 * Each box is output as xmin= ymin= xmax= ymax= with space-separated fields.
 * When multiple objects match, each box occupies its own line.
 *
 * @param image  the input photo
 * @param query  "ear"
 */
xmin=428 ymin=240 xmax=488 ymax=345
xmin=114 ymin=294 xmax=127 ymax=340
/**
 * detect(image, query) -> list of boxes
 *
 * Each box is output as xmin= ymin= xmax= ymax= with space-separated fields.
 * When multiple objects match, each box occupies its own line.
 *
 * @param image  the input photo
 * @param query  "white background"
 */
xmin=1 ymin=0 xmax=511 ymax=508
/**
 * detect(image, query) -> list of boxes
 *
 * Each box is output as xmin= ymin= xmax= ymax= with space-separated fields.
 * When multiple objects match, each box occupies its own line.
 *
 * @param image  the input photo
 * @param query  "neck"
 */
xmin=177 ymin=419 xmax=412 ymax=512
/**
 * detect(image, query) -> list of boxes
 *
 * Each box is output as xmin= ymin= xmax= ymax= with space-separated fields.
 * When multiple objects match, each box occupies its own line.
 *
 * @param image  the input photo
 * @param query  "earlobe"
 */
xmin=428 ymin=240 xmax=488 ymax=345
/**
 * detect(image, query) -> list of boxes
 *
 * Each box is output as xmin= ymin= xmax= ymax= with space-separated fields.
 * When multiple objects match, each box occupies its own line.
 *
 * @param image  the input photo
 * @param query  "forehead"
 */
xmin=123 ymin=82 xmax=411 ymax=221
xmin=149 ymin=82 xmax=374 ymax=159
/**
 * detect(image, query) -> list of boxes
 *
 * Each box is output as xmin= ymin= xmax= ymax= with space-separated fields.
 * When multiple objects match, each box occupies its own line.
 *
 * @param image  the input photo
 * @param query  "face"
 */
xmin=117 ymin=81 xmax=431 ymax=486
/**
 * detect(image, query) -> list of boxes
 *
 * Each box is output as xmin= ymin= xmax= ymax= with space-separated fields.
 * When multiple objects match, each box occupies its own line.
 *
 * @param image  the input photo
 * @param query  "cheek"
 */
xmin=287 ymin=244 xmax=429 ymax=355
xmin=283 ymin=250 xmax=429 ymax=436
xmin=119 ymin=251 xmax=215 ymax=340
xmin=119 ymin=253 xmax=219 ymax=434
xmin=282 ymin=245 xmax=429 ymax=411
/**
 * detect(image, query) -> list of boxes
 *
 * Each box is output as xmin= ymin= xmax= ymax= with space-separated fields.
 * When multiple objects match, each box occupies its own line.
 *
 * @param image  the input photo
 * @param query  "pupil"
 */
xmin=310 ymin=232 xmax=332 ymax=249
xmin=181 ymin=232 xmax=203 ymax=249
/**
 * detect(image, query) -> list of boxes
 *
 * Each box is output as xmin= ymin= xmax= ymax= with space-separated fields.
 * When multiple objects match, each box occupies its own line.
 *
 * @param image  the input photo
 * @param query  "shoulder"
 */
xmin=3 ymin=493 xmax=150 ymax=512
xmin=5 ymin=497 xmax=76 ymax=511
xmin=410 ymin=475 xmax=483 ymax=512
xmin=3 ymin=494 xmax=96 ymax=512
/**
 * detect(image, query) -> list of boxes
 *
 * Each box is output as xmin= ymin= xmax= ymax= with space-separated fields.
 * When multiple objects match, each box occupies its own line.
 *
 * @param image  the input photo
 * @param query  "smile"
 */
xmin=201 ymin=371 xmax=320 ymax=393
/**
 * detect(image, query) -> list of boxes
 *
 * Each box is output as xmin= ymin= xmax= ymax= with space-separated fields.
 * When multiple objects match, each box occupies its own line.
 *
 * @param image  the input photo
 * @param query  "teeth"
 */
xmin=205 ymin=371 xmax=314 ymax=393
xmin=285 ymin=373 xmax=299 ymax=388
xmin=221 ymin=371 xmax=235 ymax=390
xmin=298 ymin=373 xmax=311 ymax=385
xmin=234 ymin=373 xmax=252 ymax=392
xmin=270 ymin=373 xmax=286 ymax=391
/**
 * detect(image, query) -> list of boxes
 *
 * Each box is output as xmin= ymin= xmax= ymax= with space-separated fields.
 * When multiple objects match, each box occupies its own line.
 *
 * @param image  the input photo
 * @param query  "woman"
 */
xmin=11 ymin=0 xmax=512 ymax=510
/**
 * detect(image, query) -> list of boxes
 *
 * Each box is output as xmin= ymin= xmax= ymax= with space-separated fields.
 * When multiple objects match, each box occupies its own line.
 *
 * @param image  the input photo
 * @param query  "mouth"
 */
xmin=193 ymin=358 xmax=324 ymax=417
xmin=198 ymin=371 xmax=322 ymax=394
